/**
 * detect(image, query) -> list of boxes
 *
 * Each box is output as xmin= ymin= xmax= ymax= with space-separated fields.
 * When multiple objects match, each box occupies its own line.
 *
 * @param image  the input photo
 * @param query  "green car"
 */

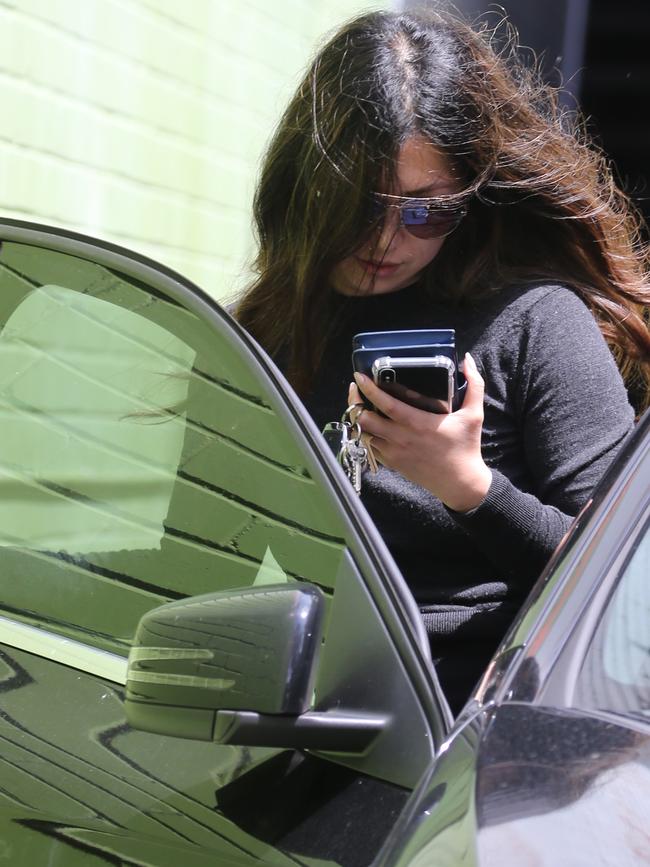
xmin=1 ymin=220 xmax=648 ymax=867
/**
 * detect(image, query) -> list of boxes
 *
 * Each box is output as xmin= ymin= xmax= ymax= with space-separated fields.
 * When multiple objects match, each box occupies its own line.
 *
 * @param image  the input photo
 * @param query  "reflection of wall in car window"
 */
xmin=0 ymin=284 xmax=196 ymax=552
xmin=577 ymin=520 xmax=650 ymax=717
xmin=602 ymin=528 xmax=650 ymax=690
xmin=0 ymin=241 xmax=347 ymax=657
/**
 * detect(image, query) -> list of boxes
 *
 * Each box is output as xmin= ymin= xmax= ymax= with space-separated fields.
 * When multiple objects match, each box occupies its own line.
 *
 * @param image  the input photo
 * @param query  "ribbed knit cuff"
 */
xmin=444 ymin=469 xmax=568 ymax=578
xmin=449 ymin=469 xmax=539 ymax=533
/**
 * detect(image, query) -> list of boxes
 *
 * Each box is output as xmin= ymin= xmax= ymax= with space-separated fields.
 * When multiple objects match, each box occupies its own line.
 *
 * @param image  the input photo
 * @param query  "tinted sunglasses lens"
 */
xmin=402 ymin=205 xmax=466 ymax=239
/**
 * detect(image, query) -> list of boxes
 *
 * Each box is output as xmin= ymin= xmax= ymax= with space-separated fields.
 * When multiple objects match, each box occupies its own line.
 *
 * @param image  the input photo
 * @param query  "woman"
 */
xmin=235 ymin=8 xmax=650 ymax=713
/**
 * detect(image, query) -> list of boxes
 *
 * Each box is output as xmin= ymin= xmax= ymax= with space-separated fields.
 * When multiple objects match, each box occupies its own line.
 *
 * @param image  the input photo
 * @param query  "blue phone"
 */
xmin=352 ymin=329 xmax=456 ymax=351
xmin=352 ymin=330 xmax=466 ymax=413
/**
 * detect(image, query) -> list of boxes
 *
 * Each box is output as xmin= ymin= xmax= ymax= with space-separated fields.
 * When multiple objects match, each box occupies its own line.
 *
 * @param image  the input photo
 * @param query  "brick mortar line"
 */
xmin=0 ymin=70 xmax=260 ymax=174
xmin=0 ymin=130 xmax=251 ymax=214
xmin=0 ymin=68 xmax=266 ymax=161
xmin=4 ymin=144 xmax=247 ymax=241
xmin=0 ymin=2 xmax=292 ymax=102
xmin=134 ymin=0 xmax=316 ymax=67
xmin=124 ymin=0 xmax=313 ymax=77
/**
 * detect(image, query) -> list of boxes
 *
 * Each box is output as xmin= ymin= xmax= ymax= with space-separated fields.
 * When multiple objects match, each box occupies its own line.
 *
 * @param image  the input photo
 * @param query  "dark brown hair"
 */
xmin=235 ymin=7 xmax=650 ymax=410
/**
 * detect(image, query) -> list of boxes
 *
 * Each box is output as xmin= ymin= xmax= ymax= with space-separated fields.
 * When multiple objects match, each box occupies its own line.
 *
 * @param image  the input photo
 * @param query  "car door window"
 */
xmin=0 ymin=228 xmax=442 ymax=867
xmin=0 ymin=239 xmax=347 ymax=655
xmin=575 ymin=517 xmax=650 ymax=721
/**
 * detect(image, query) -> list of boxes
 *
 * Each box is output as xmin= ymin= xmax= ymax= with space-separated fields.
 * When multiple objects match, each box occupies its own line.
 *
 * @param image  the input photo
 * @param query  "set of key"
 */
xmin=322 ymin=405 xmax=378 ymax=495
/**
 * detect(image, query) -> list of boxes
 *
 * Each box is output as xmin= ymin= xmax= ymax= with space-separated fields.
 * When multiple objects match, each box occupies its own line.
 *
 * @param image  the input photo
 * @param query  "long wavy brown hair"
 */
xmin=235 ymin=7 xmax=650 ymax=411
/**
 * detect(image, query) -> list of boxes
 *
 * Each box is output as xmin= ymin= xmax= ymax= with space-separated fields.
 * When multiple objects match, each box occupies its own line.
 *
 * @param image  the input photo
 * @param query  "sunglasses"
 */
xmin=369 ymin=196 xmax=468 ymax=240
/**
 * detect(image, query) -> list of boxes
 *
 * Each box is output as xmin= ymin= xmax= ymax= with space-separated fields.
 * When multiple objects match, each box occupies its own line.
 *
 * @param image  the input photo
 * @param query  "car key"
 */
xmin=339 ymin=437 xmax=368 ymax=495
xmin=322 ymin=408 xmax=370 ymax=494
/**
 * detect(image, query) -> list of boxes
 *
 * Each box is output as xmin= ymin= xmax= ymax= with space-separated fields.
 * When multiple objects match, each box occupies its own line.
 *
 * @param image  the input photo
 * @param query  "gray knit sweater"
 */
xmin=302 ymin=281 xmax=634 ymax=686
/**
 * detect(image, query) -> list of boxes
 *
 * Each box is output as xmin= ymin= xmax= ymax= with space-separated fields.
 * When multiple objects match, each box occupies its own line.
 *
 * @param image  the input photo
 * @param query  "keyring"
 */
xmin=349 ymin=420 xmax=362 ymax=441
xmin=344 ymin=402 xmax=366 ymax=425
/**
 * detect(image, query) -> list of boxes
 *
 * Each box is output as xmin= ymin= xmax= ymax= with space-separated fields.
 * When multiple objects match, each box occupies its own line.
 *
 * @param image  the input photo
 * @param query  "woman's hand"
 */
xmin=349 ymin=353 xmax=492 ymax=513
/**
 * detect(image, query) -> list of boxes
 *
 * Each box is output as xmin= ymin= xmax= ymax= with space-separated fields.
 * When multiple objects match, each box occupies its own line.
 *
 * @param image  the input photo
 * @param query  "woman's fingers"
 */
xmin=353 ymin=372 xmax=431 ymax=427
xmin=353 ymin=354 xmax=484 ymax=433
xmin=348 ymin=379 xmax=406 ymax=443
xmin=352 ymin=372 xmax=397 ymax=418
xmin=353 ymin=372 xmax=449 ymax=448
xmin=345 ymin=355 xmax=489 ymax=508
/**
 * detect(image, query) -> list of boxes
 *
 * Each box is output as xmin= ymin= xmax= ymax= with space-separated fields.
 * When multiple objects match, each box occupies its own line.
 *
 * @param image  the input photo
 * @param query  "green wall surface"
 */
xmin=0 ymin=0 xmax=383 ymax=300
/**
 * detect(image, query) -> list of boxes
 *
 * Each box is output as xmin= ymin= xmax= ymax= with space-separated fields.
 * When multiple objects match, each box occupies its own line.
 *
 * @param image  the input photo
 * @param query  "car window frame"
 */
xmin=0 ymin=216 xmax=453 ymax=745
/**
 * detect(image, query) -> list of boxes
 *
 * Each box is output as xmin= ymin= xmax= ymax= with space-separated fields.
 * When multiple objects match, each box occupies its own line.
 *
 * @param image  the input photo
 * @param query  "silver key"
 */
xmin=322 ymin=419 xmax=368 ymax=494
xmin=340 ymin=439 xmax=368 ymax=495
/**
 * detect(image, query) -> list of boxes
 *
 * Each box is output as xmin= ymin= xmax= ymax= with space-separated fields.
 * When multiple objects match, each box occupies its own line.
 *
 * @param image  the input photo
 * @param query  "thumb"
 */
xmin=461 ymin=352 xmax=485 ymax=412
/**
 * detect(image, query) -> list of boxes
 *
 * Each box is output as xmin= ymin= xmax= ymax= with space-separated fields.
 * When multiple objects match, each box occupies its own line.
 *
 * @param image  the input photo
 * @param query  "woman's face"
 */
xmin=330 ymin=137 xmax=461 ymax=296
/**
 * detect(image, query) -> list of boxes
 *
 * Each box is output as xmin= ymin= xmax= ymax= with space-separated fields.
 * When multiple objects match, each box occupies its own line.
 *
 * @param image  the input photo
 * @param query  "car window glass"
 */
xmin=0 ymin=240 xmax=347 ymax=656
xmin=576 ymin=518 xmax=650 ymax=719
xmin=1 ymin=283 xmax=195 ymax=552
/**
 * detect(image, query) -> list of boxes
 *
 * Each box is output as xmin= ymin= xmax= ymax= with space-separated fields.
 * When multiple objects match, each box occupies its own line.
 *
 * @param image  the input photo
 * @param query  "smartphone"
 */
xmin=371 ymin=354 xmax=456 ymax=413
xmin=352 ymin=329 xmax=466 ymax=413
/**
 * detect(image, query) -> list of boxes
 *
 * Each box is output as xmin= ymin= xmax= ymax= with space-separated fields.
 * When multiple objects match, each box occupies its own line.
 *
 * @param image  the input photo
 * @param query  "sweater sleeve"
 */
xmin=449 ymin=286 xmax=635 ymax=579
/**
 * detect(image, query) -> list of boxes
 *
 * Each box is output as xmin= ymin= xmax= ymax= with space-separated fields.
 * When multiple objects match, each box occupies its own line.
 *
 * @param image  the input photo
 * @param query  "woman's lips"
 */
xmin=356 ymin=257 xmax=400 ymax=276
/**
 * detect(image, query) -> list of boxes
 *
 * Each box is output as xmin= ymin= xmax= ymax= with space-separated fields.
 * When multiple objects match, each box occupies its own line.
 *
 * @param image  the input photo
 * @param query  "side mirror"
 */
xmin=125 ymin=585 xmax=385 ymax=753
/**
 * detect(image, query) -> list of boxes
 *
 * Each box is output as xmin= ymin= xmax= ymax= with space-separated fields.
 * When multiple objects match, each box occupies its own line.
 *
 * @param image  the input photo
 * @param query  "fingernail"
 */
xmin=465 ymin=352 xmax=475 ymax=368
xmin=354 ymin=372 xmax=366 ymax=386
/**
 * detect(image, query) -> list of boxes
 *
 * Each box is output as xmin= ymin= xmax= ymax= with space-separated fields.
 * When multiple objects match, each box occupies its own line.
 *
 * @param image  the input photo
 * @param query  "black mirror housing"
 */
xmin=125 ymin=584 xmax=325 ymax=739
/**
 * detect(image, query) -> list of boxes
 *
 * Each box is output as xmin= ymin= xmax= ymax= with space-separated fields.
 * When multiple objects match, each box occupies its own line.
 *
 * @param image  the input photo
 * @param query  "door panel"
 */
xmin=0 ymin=223 xmax=444 ymax=866
xmin=0 ymin=647 xmax=296 ymax=866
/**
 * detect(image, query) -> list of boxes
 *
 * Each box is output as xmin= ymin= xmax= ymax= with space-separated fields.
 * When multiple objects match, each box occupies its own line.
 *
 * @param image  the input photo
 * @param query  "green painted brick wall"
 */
xmin=0 ymin=0 xmax=385 ymax=300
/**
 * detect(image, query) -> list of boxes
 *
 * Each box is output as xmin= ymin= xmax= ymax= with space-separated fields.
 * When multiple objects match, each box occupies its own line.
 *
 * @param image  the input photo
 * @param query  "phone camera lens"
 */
xmin=380 ymin=369 xmax=395 ymax=384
